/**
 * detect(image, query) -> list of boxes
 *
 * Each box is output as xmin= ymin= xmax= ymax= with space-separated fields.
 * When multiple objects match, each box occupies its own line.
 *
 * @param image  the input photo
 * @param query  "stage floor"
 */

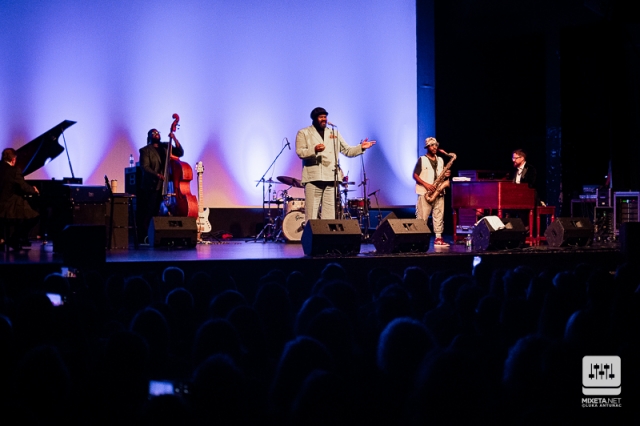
xmin=4 ymin=238 xmax=480 ymax=264
xmin=0 ymin=237 xmax=621 ymax=262
xmin=1 ymin=237 xmax=624 ymax=283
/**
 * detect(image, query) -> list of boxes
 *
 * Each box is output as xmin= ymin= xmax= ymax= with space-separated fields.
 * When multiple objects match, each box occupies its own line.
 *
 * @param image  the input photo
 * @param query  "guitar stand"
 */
xmin=199 ymin=230 xmax=223 ymax=244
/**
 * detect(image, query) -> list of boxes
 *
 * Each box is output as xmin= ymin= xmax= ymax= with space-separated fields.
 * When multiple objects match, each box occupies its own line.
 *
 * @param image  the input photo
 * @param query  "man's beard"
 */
xmin=313 ymin=120 xmax=326 ymax=130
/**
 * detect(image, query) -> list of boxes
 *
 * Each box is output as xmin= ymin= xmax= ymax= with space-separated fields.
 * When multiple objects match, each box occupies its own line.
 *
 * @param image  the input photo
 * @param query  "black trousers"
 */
xmin=1 ymin=216 xmax=39 ymax=245
xmin=136 ymin=189 xmax=163 ymax=242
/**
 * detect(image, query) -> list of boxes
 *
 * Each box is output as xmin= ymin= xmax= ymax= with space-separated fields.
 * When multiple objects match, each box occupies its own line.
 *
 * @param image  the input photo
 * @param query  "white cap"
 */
xmin=424 ymin=137 xmax=439 ymax=148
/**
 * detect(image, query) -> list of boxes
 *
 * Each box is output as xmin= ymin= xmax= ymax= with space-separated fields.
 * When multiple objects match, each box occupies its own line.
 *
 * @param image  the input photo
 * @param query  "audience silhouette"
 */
xmin=0 ymin=259 xmax=637 ymax=424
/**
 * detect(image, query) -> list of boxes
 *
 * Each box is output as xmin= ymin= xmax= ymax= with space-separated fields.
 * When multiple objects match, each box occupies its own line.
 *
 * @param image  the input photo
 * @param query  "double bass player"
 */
xmin=137 ymin=128 xmax=184 ymax=242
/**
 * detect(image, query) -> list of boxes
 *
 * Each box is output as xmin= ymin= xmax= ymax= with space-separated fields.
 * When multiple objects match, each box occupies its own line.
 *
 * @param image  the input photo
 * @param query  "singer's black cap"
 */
xmin=310 ymin=107 xmax=328 ymax=120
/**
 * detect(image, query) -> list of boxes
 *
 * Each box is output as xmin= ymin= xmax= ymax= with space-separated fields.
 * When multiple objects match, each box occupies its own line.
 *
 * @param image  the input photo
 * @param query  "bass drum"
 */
xmin=282 ymin=210 xmax=306 ymax=242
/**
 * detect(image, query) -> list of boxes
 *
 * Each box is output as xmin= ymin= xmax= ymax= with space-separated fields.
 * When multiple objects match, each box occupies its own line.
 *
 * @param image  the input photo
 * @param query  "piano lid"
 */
xmin=15 ymin=120 xmax=76 ymax=176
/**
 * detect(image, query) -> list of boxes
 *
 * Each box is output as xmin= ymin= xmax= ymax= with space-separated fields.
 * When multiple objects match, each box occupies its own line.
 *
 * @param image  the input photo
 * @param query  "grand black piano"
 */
xmin=17 ymin=120 xmax=107 ymax=242
xmin=17 ymin=120 xmax=76 ymax=177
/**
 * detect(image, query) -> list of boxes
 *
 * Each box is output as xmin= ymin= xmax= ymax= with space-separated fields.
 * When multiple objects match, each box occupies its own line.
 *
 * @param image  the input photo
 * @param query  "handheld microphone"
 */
xmin=438 ymin=148 xmax=450 ymax=155
xmin=368 ymin=189 xmax=380 ymax=197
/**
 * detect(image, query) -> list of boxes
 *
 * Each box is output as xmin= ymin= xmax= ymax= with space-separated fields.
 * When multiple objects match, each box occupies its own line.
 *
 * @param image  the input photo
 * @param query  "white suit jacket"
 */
xmin=295 ymin=125 xmax=364 ymax=183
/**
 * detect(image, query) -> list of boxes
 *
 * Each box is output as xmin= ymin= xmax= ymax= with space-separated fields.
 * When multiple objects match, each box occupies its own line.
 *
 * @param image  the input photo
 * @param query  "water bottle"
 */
xmin=129 ymin=154 xmax=134 ymax=168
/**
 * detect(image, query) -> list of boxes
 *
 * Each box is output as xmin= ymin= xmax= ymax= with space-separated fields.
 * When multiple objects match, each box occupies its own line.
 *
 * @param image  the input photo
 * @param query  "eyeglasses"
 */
xmin=512 ymin=156 xmax=522 ymax=160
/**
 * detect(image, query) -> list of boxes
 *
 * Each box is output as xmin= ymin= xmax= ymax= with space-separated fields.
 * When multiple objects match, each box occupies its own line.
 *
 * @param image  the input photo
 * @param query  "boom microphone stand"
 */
xmin=369 ymin=189 xmax=383 ymax=230
xmin=251 ymin=138 xmax=290 ymax=242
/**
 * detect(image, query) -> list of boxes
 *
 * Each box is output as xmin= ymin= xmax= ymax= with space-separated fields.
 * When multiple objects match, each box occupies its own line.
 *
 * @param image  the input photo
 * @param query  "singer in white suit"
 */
xmin=296 ymin=107 xmax=375 ymax=222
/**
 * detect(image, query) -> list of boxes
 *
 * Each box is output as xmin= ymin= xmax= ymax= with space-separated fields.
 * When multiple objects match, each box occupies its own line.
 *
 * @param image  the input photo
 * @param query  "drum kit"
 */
xmin=253 ymin=175 xmax=304 ymax=242
xmin=338 ymin=181 xmax=371 ymax=230
xmin=254 ymin=175 xmax=374 ymax=242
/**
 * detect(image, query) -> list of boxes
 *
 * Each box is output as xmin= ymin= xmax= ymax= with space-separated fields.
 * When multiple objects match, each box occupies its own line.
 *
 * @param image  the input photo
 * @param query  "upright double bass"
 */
xmin=160 ymin=113 xmax=198 ymax=218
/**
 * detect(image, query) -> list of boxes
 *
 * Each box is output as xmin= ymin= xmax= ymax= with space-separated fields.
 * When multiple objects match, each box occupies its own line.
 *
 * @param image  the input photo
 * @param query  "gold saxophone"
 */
xmin=424 ymin=150 xmax=457 ymax=204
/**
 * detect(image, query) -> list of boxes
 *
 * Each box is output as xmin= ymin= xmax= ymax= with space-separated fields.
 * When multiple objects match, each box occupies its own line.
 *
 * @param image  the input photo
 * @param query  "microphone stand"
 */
xmin=104 ymin=175 xmax=114 ymax=250
xmin=370 ymin=190 xmax=383 ymax=228
xmin=255 ymin=138 xmax=289 ymax=188
xmin=252 ymin=139 xmax=289 ymax=243
xmin=330 ymin=125 xmax=343 ymax=219
xmin=359 ymin=152 xmax=371 ymax=240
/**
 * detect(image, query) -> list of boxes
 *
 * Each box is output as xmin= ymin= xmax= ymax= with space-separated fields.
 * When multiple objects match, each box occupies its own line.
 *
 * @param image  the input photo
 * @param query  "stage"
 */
xmin=1 ymin=237 xmax=625 ymax=299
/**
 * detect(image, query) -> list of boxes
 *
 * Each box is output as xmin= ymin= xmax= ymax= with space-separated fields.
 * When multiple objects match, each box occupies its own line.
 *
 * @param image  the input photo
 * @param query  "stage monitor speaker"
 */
xmin=371 ymin=218 xmax=431 ymax=254
xmin=544 ymin=217 xmax=593 ymax=247
xmin=149 ymin=216 xmax=197 ymax=248
xmin=58 ymin=224 xmax=106 ymax=267
xmin=301 ymin=219 xmax=362 ymax=256
xmin=378 ymin=211 xmax=397 ymax=225
xmin=471 ymin=216 xmax=527 ymax=251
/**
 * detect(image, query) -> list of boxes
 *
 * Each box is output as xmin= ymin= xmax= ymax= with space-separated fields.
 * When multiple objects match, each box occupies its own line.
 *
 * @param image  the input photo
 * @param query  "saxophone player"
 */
xmin=413 ymin=137 xmax=451 ymax=247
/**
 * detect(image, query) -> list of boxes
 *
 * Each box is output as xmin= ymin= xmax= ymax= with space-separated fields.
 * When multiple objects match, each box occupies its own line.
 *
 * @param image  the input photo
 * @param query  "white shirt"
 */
xmin=515 ymin=161 xmax=526 ymax=184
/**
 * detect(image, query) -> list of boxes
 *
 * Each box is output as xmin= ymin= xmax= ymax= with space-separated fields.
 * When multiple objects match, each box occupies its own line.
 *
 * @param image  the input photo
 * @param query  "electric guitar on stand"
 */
xmin=195 ymin=161 xmax=212 ymax=241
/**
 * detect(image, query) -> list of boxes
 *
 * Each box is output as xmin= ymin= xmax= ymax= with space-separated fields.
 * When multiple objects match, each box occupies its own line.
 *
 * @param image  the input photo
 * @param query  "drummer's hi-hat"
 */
xmin=277 ymin=176 xmax=303 ymax=188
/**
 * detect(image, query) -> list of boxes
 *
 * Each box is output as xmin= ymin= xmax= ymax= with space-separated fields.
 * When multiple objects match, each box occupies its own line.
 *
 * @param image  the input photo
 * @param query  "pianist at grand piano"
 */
xmin=0 ymin=148 xmax=40 ymax=250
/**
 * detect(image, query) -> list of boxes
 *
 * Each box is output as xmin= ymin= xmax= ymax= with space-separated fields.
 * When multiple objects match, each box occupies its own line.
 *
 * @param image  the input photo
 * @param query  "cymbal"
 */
xmin=277 ymin=175 xmax=303 ymax=188
xmin=256 ymin=178 xmax=283 ymax=184
xmin=341 ymin=189 xmax=355 ymax=192
xmin=340 ymin=181 xmax=356 ymax=185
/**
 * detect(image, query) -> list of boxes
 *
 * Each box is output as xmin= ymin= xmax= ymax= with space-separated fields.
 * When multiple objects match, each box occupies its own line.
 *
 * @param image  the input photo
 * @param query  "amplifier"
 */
xmin=64 ymin=185 xmax=110 ymax=204
xmin=125 ymin=166 xmax=141 ymax=195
